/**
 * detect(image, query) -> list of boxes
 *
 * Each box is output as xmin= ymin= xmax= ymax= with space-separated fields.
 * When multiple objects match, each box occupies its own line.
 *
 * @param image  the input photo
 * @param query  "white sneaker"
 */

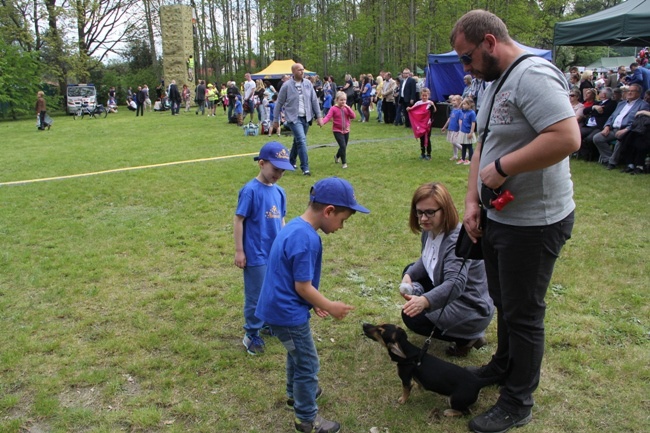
xmin=342 ymin=164 xmax=348 ymax=169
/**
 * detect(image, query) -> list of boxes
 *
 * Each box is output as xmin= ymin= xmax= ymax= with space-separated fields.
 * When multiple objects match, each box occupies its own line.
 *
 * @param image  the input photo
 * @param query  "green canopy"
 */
xmin=585 ymin=56 xmax=636 ymax=72
xmin=554 ymin=0 xmax=650 ymax=46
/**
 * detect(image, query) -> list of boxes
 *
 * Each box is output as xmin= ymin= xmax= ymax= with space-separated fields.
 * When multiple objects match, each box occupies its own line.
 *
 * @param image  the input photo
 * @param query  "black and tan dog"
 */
xmin=363 ymin=323 xmax=492 ymax=416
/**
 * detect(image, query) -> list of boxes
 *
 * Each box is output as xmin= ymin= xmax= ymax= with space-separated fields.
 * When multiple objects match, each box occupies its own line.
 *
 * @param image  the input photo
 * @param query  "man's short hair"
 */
xmin=450 ymin=9 xmax=511 ymax=46
xmin=600 ymin=87 xmax=613 ymax=99
xmin=629 ymin=83 xmax=642 ymax=93
xmin=630 ymin=62 xmax=639 ymax=68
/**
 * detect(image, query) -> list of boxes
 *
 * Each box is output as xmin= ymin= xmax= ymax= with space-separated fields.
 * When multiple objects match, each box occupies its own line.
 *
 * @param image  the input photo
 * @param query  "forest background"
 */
xmin=0 ymin=0 xmax=640 ymax=118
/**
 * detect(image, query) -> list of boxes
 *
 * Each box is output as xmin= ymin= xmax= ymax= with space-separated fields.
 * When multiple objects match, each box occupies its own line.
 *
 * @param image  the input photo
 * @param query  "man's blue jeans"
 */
xmin=228 ymin=101 xmax=234 ymax=120
xmin=288 ymin=117 xmax=310 ymax=173
xmin=243 ymin=265 xmax=266 ymax=336
xmin=482 ymin=211 xmax=574 ymax=416
xmin=271 ymin=321 xmax=320 ymax=422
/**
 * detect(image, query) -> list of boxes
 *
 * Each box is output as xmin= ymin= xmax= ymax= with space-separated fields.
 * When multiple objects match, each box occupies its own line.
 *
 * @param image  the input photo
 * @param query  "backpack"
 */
xmin=243 ymin=122 xmax=259 ymax=136
xmin=260 ymin=120 xmax=271 ymax=135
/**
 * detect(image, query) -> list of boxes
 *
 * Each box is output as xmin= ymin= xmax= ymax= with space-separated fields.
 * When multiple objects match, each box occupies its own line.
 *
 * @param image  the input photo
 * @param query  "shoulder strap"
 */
xmin=480 ymin=54 xmax=535 ymax=157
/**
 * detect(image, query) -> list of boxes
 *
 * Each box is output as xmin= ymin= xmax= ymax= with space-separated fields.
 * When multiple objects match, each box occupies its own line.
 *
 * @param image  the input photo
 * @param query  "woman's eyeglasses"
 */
xmin=416 ymin=208 xmax=442 ymax=218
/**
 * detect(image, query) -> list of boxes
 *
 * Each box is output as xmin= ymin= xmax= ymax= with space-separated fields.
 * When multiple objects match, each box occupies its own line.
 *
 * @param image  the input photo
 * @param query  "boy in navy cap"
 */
xmin=256 ymin=177 xmax=369 ymax=433
xmin=234 ymin=142 xmax=295 ymax=355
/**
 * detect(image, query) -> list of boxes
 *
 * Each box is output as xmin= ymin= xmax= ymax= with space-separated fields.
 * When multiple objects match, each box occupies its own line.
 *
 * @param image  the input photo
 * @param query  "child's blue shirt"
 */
xmin=459 ymin=109 xmax=477 ymax=133
xmin=448 ymin=108 xmax=462 ymax=132
xmin=323 ymin=94 xmax=332 ymax=109
xmin=256 ymin=217 xmax=322 ymax=327
xmin=234 ymin=97 xmax=243 ymax=114
xmin=235 ymin=178 xmax=287 ymax=267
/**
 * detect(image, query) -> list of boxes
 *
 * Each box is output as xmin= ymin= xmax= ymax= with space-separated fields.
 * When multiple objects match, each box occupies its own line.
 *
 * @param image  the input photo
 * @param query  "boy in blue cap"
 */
xmin=256 ymin=177 xmax=370 ymax=433
xmin=234 ymin=142 xmax=295 ymax=355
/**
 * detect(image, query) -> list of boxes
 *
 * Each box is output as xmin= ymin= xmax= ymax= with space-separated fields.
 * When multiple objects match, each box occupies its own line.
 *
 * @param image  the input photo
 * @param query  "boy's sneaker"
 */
xmin=242 ymin=334 xmax=265 ymax=355
xmin=294 ymin=414 xmax=340 ymax=433
xmin=260 ymin=325 xmax=275 ymax=337
xmin=456 ymin=159 xmax=466 ymax=165
xmin=463 ymin=160 xmax=471 ymax=165
xmin=341 ymin=164 xmax=348 ymax=169
xmin=468 ymin=405 xmax=532 ymax=433
xmin=287 ymin=386 xmax=322 ymax=409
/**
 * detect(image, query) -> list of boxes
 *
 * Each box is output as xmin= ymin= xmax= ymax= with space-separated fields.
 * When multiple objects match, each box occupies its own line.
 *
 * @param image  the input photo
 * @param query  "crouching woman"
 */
xmin=400 ymin=182 xmax=494 ymax=356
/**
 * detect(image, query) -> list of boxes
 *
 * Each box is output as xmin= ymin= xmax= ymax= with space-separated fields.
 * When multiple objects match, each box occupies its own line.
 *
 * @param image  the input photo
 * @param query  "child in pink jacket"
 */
xmin=321 ymin=91 xmax=356 ymax=169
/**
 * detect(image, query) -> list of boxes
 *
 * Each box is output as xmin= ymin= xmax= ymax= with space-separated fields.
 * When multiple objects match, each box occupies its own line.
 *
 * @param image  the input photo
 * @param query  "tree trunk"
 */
xmin=142 ymin=0 xmax=158 ymax=69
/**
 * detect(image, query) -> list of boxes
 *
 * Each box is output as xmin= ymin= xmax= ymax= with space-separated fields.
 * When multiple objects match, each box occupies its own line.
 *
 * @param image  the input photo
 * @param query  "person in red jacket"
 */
xmin=320 ymin=91 xmax=356 ymax=169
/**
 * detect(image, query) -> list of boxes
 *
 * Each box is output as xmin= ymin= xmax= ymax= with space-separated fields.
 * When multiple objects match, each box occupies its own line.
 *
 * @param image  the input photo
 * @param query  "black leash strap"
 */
xmin=416 ymin=258 xmax=469 ymax=365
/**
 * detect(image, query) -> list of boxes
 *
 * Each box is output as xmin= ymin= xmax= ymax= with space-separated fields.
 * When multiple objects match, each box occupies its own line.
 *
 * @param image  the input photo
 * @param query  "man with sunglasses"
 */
xmin=451 ymin=10 xmax=580 ymax=433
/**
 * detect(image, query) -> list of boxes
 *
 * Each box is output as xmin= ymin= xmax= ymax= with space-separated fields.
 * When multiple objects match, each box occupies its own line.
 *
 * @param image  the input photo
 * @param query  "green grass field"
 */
xmin=0 ymin=107 xmax=648 ymax=432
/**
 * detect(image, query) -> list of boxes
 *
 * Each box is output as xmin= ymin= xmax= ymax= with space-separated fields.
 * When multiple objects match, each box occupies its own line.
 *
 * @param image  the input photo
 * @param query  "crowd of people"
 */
xmin=231 ymin=13 xmax=650 ymax=433
xmin=566 ymin=63 xmax=650 ymax=174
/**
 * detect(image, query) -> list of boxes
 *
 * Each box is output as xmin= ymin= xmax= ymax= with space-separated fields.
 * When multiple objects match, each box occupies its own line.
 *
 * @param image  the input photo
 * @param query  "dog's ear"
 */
xmin=388 ymin=342 xmax=407 ymax=358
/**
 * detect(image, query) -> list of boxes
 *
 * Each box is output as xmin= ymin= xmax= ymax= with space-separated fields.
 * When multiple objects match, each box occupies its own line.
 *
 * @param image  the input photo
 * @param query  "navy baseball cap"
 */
xmin=254 ymin=142 xmax=295 ymax=171
xmin=309 ymin=177 xmax=370 ymax=214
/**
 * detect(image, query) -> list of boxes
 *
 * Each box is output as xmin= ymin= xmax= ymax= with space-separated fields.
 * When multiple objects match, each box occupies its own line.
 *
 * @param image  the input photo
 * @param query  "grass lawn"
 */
xmin=0 ymin=107 xmax=648 ymax=432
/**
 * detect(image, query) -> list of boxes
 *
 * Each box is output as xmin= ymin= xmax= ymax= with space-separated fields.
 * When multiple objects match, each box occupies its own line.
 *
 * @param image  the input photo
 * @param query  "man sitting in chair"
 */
xmin=593 ymin=83 xmax=650 ymax=169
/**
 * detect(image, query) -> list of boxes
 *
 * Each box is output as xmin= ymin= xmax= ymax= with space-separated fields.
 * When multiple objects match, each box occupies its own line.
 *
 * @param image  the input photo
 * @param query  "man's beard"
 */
xmin=476 ymin=50 xmax=502 ymax=82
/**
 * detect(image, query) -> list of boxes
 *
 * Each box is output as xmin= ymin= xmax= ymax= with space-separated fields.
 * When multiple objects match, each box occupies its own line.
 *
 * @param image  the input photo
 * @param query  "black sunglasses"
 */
xmin=458 ymin=38 xmax=485 ymax=65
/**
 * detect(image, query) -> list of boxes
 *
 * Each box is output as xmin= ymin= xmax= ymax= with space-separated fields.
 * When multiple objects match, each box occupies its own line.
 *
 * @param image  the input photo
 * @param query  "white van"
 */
xmin=66 ymin=84 xmax=97 ymax=114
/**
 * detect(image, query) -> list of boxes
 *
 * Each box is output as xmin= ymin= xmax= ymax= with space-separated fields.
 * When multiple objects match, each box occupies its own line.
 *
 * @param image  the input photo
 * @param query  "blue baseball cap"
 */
xmin=309 ymin=177 xmax=370 ymax=214
xmin=254 ymin=141 xmax=295 ymax=171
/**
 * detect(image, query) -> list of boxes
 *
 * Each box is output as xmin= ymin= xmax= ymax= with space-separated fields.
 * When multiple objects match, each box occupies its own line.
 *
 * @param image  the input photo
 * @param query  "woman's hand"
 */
xmin=402 ymin=294 xmax=430 ymax=317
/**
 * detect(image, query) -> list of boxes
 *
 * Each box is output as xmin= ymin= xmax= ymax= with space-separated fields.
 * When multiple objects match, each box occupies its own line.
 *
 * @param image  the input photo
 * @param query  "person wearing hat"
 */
xmin=234 ymin=142 xmax=295 ymax=356
xmin=256 ymin=177 xmax=369 ymax=433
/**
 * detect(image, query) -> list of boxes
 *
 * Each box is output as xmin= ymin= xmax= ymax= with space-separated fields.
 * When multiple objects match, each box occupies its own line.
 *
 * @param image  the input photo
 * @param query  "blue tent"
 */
xmin=425 ymin=42 xmax=553 ymax=102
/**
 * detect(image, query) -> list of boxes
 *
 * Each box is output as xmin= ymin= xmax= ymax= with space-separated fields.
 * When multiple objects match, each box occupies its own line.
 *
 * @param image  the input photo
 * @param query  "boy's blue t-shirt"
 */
xmin=459 ymin=109 xmax=477 ymax=133
xmin=234 ymin=98 xmax=243 ymax=114
xmin=268 ymin=101 xmax=276 ymax=121
xmin=235 ymin=178 xmax=287 ymax=267
xmin=255 ymin=217 xmax=322 ymax=327
xmin=448 ymin=108 xmax=462 ymax=132
xmin=323 ymin=94 xmax=332 ymax=109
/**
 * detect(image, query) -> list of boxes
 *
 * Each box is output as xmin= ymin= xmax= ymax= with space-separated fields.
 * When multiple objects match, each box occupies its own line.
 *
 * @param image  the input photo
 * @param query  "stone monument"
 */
xmin=160 ymin=5 xmax=194 ymax=94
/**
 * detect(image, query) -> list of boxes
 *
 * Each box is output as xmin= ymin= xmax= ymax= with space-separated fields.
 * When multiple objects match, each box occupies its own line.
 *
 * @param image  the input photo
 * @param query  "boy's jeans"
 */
xmin=243 ymin=265 xmax=266 ymax=335
xmin=271 ymin=321 xmax=320 ymax=422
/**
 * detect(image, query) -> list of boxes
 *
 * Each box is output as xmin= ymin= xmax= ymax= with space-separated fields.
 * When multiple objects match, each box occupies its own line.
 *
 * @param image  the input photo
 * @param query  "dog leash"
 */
xmin=416 ymin=258 xmax=469 ymax=366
